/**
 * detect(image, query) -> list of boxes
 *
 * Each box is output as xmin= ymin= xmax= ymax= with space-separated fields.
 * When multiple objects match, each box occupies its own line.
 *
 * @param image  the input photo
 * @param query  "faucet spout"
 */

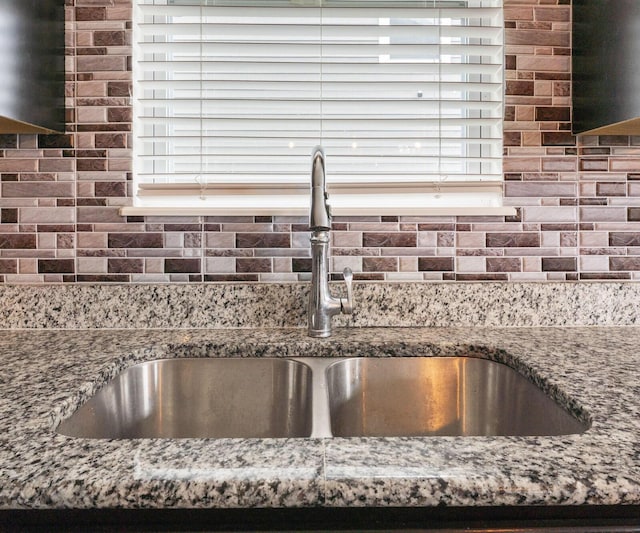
xmin=308 ymin=147 xmax=354 ymax=337
xmin=310 ymin=146 xmax=331 ymax=231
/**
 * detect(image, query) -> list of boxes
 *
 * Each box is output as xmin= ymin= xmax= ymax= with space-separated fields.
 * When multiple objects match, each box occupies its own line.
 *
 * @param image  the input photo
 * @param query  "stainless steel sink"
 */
xmin=57 ymin=356 xmax=588 ymax=439
xmin=325 ymin=357 xmax=589 ymax=437
xmin=57 ymin=358 xmax=312 ymax=439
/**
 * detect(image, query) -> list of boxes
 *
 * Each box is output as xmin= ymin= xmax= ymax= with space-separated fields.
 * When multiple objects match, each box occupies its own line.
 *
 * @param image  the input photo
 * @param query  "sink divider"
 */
xmin=292 ymin=358 xmax=335 ymax=439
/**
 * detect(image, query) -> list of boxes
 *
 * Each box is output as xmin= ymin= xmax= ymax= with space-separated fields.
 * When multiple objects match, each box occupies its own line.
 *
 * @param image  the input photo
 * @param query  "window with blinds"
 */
xmin=126 ymin=0 xmax=509 ymax=216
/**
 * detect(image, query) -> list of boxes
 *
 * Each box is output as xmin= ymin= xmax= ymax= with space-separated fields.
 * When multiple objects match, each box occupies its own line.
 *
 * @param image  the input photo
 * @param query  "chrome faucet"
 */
xmin=308 ymin=146 xmax=354 ymax=338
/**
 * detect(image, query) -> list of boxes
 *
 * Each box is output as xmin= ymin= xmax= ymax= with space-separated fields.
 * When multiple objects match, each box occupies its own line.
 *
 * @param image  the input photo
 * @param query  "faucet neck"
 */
xmin=309 ymin=146 xmax=331 ymax=231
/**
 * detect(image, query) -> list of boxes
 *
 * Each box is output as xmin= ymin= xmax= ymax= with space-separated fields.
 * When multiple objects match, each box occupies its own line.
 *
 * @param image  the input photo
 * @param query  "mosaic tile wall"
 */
xmin=1 ymin=0 xmax=639 ymax=283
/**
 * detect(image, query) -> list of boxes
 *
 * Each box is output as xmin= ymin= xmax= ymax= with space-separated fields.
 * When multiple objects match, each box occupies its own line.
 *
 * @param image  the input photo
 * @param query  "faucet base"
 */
xmin=308 ymin=328 xmax=332 ymax=339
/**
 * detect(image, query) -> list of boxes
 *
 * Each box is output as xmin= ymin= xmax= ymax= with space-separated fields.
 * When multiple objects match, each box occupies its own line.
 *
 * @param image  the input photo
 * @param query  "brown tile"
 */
xmin=506 ymin=29 xmax=569 ymax=47
xmin=205 ymin=274 xmax=259 ymax=282
xmin=362 ymin=233 xmax=416 ymax=247
xmin=77 ymin=274 xmax=129 ymax=283
xmin=506 ymin=80 xmax=534 ymax=96
xmin=542 ymin=132 xmax=575 ymax=146
xmin=292 ymin=258 xmax=311 ymax=272
xmin=0 ymin=235 xmax=37 ymax=249
xmin=75 ymin=7 xmax=106 ymax=20
xmin=363 ymin=257 xmax=398 ymax=272
xmin=609 ymin=232 xmax=640 ymax=246
xmin=351 ymin=273 xmax=385 ymax=281
xmin=38 ymin=135 xmax=74 ymax=149
xmin=236 ymin=233 xmax=290 ymax=248
xmin=535 ymin=7 xmax=570 ymax=22
xmin=596 ymin=182 xmax=626 ymax=197
xmin=1 ymin=209 xmax=18 ymax=224
xmin=456 ymin=273 xmax=508 ymax=281
xmin=95 ymin=133 xmax=127 ymax=148
xmin=57 ymin=234 xmax=75 ymax=249
xmin=165 ymin=258 xmax=201 ymax=274
xmin=486 ymin=257 xmax=522 ymax=272
xmin=437 ymin=232 xmax=454 ymax=247
xmin=38 ymin=259 xmax=75 ymax=273
xmin=610 ymin=257 xmax=640 ymax=271
xmin=107 ymin=81 xmax=131 ymax=97
xmin=39 ymin=225 xmax=75 ymax=233
xmin=580 ymin=272 xmax=631 ymax=280
xmin=1 ymin=182 xmax=74 ymax=198
xmin=184 ymin=233 xmax=201 ymax=248
xmin=93 ymin=31 xmax=126 ymax=46
xmin=95 ymin=182 xmax=126 ymax=197
xmin=108 ymin=233 xmax=164 ymax=248
xmin=535 ymin=107 xmax=570 ymax=122
xmin=486 ymin=233 xmax=540 ymax=248
xmin=628 ymin=208 xmax=640 ymax=222
xmin=0 ymin=260 xmax=17 ymax=274
xmin=418 ymin=257 xmax=454 ymax=272
xmin=108 ymin=258 xmax=144 ymax=273
xmin=542 ymin=257 xmax=576 ymax=272
xmin=504 ymin=132 xmax=521 ymax=146
xmin=77 ymin=158 xmax=107 ymax=172
xmin=0 ymin=135 xmax=18 ymax=149
xmin=417 ymin=223 xmax=455 ymax=231
xmin=236 ymin=258 xmax=271 ymax=273
xmin=599 ymin=136 xmax=629 ymax=146
xmin=107 ymin=108 xmax=132 ymax=123
xmin=579 ymin=158 xmax=609 ymax=172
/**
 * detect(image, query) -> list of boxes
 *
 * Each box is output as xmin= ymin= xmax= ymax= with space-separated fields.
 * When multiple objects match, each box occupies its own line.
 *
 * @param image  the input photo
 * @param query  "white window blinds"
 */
xmin=128 ymin=0 xmax=507 ymax=216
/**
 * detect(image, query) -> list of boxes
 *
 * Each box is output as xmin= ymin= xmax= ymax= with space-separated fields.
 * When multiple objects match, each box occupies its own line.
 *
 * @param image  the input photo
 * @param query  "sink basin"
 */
xmin=325 ymin=357 xmax=589 ymax=437
xmin=57 ymin=358 xmax=312 ymax=438
xmin=57 ymin=356 xmax=588 ymax=439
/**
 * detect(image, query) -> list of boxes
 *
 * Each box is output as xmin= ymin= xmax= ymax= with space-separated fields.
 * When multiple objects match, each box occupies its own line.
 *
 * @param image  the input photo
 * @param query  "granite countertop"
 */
xmin=0 ymin=326 xmax=639 ymax=510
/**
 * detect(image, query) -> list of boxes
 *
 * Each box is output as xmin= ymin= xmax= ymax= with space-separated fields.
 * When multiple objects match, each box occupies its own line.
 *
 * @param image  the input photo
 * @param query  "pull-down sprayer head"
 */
xmin=309 ymin=146 xmax=331 ymax=231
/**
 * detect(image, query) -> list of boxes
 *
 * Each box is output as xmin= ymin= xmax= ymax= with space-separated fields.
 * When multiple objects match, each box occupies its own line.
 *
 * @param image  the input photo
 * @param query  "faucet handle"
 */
xmin=341 ymin=267 xmax=354 ymax=314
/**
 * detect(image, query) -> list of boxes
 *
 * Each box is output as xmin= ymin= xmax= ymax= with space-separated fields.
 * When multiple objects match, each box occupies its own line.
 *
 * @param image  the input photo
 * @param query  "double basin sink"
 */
xmin=57 ymin=356 xmax=589 ymax=439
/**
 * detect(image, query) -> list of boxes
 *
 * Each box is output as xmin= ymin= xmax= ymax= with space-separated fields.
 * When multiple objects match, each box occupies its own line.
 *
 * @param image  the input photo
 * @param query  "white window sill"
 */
xmin=120 ymin=181 xmax=516 ymax=217
xmin=119 ymin=205 xmax=516 ymax=217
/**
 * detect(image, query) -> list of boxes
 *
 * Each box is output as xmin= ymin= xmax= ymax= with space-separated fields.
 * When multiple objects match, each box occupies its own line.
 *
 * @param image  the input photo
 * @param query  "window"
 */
xmin=123 ymin=0 xmax=510 ymax=216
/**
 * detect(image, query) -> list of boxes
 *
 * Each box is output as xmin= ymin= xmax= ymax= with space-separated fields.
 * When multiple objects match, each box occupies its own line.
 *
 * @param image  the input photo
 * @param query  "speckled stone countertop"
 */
xmin=1 ymin=326 xmax=639 ymax=510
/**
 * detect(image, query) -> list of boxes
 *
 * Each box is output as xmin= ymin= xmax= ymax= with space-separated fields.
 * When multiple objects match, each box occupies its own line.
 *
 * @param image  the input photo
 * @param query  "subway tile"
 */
xmin=38 ymin=259 xmax=75 ymax=274
xmin=236 ymin=258 xmax=271 ymax=273
xmin=418 ymin=257 xmax=454 ymax=272
xmin=522 ymin=207 xmax=576 ymax=222
xmin=542 ymin=257 xmax=576 ymax=272
xmin=236 ymin=233 xmax=290 ymax=248
xmin=362 ymin=233 xmax=417 ymax=247
xmin=108 ymin=233 xmax=163 ymax=248
xmin=108 ymin=258 xmax=144 ymax=273
xmin=504 ymin=181 xmax=575 ymax=198
xmin=609 ymin=232 xmax=640 ymax=247
xmin=456 ymin=256 xmax=485 ymax=273
xmin=487 ymin=257 xmax=522 ymax=272
xmin=204 ymin=274 xmax=259 ymax=282
xmin=164 ymin=258 xmax=201 ymax=274
xmin=610 ymin=257 xmax=640 ymax=271
xmin=486 ymin=233 xmax=540 ymax=248
xmin=1 ymin=182 xmax=74 ymax=198
xmin=363 ymin=257 xmax=398 ymax=272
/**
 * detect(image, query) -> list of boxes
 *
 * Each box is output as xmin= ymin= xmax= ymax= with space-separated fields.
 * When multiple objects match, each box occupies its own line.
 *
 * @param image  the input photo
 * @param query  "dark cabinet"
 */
xmin=573 ymin=0 xmax=640 ymax=135
xmin=0 ymin=0 xmax=65 ymax=133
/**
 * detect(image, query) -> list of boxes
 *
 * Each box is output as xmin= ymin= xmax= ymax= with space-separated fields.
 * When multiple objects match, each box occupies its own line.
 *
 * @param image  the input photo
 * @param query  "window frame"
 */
xmin=122 ymin=0 xmax=514 ymax=217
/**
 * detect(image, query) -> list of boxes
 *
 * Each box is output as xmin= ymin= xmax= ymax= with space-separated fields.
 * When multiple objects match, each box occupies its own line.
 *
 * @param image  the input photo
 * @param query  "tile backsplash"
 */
xmin=2 ymin=0 xmax=639 ymax=284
